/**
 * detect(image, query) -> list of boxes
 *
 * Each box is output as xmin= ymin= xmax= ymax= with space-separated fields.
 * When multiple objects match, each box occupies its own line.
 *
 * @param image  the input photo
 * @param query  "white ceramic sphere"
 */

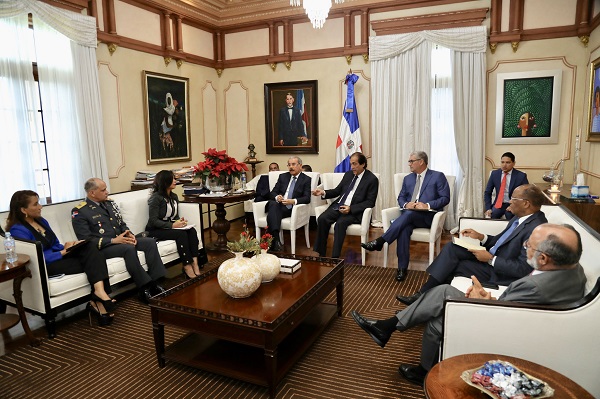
xmin=256 ymin=250 xmax=281 ymax=283
xmin=217 ymin=253 xmax=262 ymax=298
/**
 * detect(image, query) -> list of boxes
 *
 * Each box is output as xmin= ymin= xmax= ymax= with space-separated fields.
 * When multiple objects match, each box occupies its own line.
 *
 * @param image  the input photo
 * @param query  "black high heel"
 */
xmin=87 ymin=302 xmax=113 ymax=327
xmin=91 ymin=292 xmax=117 ymax=313
xmin=182 ymin=265 xmax=196 ymax=279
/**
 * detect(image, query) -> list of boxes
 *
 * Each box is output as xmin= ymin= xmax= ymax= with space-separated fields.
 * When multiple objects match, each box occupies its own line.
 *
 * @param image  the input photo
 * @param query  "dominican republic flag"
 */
xmin=335 ymin=73 xmax=362 ymax=172
xmin=296 ymin=89 xmax=309 ymax=138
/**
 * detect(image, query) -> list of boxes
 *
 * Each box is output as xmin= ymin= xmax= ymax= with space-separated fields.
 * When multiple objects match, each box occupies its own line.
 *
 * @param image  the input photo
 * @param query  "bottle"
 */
xmin=4 ymin=232 xmax=17 ymax=263
xmin=241 ymin=172 xmax=247 ymax=190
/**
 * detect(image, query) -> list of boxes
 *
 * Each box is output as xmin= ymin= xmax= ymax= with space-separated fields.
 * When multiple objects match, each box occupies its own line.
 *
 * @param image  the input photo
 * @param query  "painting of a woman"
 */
xmin=517 ymin=112 xmax=536 ymax=136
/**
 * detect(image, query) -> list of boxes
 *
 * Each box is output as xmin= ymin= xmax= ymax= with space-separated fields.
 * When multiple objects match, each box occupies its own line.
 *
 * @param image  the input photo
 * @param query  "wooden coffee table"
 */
xmin=150 ymin=254 xmax=344 ymax=398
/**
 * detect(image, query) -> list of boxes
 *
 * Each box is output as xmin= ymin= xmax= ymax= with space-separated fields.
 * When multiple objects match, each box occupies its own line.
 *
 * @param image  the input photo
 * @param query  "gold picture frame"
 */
xmin=587 ymin=57 xmax=600 ymax=142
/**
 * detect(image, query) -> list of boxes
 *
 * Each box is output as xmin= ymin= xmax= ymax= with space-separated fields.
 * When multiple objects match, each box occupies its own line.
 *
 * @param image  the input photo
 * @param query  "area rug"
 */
xmin=0 ymin=265 xmax=429 ymax=399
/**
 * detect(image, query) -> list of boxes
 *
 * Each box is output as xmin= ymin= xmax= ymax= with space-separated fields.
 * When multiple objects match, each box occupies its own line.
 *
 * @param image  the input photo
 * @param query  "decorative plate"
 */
xmin=460 ymin=360 xmax=554 ymax=399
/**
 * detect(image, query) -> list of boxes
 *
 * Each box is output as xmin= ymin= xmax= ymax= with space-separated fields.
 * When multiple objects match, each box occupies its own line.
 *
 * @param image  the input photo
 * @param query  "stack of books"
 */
xmin=135 ymin=170 xmax=156 ymax=180
xmin=279 ymin=258 xmax=301 ymax=274
xmin=174 ymin=167 xmax=194 ymax=183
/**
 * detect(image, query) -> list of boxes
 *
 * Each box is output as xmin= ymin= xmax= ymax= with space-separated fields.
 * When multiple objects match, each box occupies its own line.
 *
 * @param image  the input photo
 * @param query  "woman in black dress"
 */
xmin=6 ymin=190 xmax=115 ymax=326
xmin=146 ymin=170 xmax=203 ymax=279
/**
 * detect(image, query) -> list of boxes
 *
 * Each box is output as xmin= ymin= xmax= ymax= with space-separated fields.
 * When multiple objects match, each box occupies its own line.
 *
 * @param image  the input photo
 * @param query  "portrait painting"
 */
xmin=587 ymin=57 xmax=600 ymax=142
xmin=142 ymin=71 xmax=191 ymax=164
xmin=264 ymin=80 xmax=319 ymax=154
xmin=495 ymin=70 xmax=562 ymax=145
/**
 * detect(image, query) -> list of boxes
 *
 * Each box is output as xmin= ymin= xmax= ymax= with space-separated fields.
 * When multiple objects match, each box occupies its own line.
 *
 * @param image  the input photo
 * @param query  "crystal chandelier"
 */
xmin=290 ymin=0 xmax=345 ymax=29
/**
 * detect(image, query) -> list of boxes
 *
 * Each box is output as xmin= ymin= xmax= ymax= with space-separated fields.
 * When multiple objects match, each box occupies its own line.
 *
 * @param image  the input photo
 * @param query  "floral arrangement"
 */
xmin=227 ymin=224 xmax=260 ymax=255
xmin=192 ymin=148 xmax=248 ymax=180
xmin=259 ymin=229 xmax=273 ymax=251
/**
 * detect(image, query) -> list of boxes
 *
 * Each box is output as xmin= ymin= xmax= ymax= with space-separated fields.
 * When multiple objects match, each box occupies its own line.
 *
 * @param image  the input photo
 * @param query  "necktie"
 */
xmin=489 ymin=219 xmax=519 ymax=255
xmin=286 ymin=177 xmax=297 ymax=209
xmin=494 ymin=172 xmax=507 ymax=209
xmin=411 ymin=174 xmax=422 ymax=202
xmin=333 ymin=175 xmax=357 ymax=210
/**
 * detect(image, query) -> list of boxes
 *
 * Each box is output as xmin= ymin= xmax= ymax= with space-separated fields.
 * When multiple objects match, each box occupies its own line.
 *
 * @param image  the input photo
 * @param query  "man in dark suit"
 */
xmin=398 ymin=184 xmax=547 ymax=305
xmin=484 ymin=152 xmax=528 ymax=219
xmin=312 ymin=152 xmax=379 ymax=258
xmin=265 ymin=156 xmax=311 ymax=251
xmin=352 ymin=223 xmax=586 ymax=386
xmin=278 ymin=92 xmax=305 ymax=146
xmin=254 ymin=162 xmax=279 ymax=202
xmin=362 ymin=151 xmax=450 ymax=282
xmin=71 ymin=178 xmax=166 ymax=304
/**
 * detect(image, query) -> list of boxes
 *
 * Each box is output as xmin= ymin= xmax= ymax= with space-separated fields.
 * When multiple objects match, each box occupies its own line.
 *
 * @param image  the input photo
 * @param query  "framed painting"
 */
xmin=264 ymin=80 xmax=319 ymax=154
xmin=142 ymin=71 xmax=191 ymax=164
xmin=587 ymin=57 xmax=600 ymax=142
xmin=495 ymin=70 xmax=562 ymax=144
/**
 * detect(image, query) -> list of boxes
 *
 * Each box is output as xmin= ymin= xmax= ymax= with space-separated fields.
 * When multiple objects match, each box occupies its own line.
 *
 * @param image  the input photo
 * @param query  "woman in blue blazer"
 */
xmin=6 ymin=190 xmax=114 ymax=326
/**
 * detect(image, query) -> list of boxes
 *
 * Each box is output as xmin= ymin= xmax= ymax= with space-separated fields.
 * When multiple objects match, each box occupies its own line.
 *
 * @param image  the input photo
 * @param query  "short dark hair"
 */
xmin=302 ymin=165 xmax=313 ymax=172
xmin=537 ymin=224 xmax=582 ymax=266
xmin=501 ymin=152 xmax=515 ymax=162
xmin=152 ymin=170 xmax=175 ymax=197
xmin=520 ymin=184 xmax=545 ymax=208
xmin=351 ymin=152 xmax=367 ymax=168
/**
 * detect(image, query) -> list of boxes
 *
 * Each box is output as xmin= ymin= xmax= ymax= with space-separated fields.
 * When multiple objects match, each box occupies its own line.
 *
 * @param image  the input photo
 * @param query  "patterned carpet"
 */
xmin=0 ymin=265 xmax=429 ymax=399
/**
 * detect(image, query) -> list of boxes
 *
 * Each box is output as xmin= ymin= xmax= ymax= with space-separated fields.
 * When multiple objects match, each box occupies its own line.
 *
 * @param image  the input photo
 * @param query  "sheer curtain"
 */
xmin=370 ymin=26 xmax=486 ymax=228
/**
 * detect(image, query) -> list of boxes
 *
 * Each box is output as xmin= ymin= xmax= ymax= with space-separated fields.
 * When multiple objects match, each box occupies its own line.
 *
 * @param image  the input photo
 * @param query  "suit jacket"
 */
xmin=269 ymin=172 xmax=311 ymax=205
xmin=145 ymin=192 xmax=180 ymax=231
xmin=72 ymin=199 xmax=130 ymax=250
xmin=278 ymin=106 xmax=305 ymax=145
xmin=484 ymin=210 xmax=547 ymax=284
xmin=254 ymin=175 xmax=271 ymax=202
xmin=484 ymin=168 xmax=528 ymax=210
xmin=324 ymin=170 xmax=378 ymax=216
xmin=398 ymin=169 xmax=450 ymax=211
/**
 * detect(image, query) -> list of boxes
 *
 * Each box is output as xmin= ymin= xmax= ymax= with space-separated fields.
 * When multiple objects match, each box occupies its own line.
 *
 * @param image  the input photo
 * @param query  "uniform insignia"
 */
xmin=75 ymin=201 xmax=87 ymax=209
xmin=71 ymin=211 xmax=78 ymax=218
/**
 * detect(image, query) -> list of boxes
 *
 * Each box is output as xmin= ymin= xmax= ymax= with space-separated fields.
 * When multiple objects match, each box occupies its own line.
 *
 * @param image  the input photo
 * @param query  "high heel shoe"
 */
xmin=182 ymin=265 xmax=196 ymax=279
xmin=87 ymin=302 xmax=113 ymax=327
xmin=91 ymin=292 xmax=117 ymax=313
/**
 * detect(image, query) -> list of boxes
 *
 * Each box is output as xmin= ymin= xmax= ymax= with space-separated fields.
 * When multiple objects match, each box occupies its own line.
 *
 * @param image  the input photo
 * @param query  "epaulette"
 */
xmin=75 ymin=201 xmax=87 ymax=209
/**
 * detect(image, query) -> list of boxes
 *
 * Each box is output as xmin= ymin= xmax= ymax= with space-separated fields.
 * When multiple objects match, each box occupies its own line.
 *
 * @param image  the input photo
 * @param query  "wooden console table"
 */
xmin=0 ymin=254 xmax=41 ymax=347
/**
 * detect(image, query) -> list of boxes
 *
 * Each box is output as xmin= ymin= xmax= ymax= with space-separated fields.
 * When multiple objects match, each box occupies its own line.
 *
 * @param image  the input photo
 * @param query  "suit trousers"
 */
xmin=381 ymin=210 xmax=435 ymax=270
xmin=426 ymin=242 xmax=493 ymax=285
xmin=265 ymin=201 xmax=292 ymax=234
xmin=491 ymin=203 xmax=513 ymax=220
xmin=148 ymin=227 xmax=199 ymax=265
xmin=48 ymin=242 xmax=110 ymax=293
xmin=395 ymin=284 xmax=464 ymax=370
xmin=101 ymin=237 xmax=166 ymax=288
xmin=314 ymin=206 xmax=361 ymax=258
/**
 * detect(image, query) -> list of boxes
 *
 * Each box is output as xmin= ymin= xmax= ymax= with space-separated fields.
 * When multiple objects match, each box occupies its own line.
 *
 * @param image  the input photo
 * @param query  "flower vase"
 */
xmin=217 ymin=252 xmax=262 ymax=298
xmin=256 ymin=249 xmax=280 ymax=283
xmin=205 ymin=175 xmax=232 ymax=193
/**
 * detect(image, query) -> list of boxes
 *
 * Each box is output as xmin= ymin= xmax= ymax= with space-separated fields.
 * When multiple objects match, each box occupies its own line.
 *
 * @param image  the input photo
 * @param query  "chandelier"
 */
xmin=290 ymin=0 xmax=345 ymax=29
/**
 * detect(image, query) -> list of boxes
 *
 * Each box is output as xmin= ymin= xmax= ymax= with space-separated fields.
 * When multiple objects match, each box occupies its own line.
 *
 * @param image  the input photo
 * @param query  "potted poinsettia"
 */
xmin=192 ymin=148 xmax=248 ymax=192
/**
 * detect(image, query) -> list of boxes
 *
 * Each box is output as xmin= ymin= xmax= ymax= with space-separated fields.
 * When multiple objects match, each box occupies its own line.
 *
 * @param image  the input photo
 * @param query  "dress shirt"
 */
xmin=284 ymin=174 xmax=300 ymax=205
xmin=341 ymin=171 xmax=364 ymax=206
xmin=403 ymin=168 xmax=430 ymax=209
xmin=501 ymin=170 xmax=513 ymax=203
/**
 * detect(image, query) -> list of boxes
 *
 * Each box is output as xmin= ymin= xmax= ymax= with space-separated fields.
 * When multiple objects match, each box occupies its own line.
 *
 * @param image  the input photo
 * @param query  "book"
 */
xmin=173 ymin=223 xmax=195 ymax=230
xmin=452 ymin=236 xmax=485 ymax=251
xmin=279 ymin=258 xmax=301 ymax=274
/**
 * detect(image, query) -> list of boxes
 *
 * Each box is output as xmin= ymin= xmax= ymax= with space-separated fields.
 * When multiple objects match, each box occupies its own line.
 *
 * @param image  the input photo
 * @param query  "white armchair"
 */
xmin=252 ymin=172 xmax=320 ymax=254
xmin=381 ymin=174 xmax=455 ymax=268
xmin=314 ymin=172 xmax=380 ymax=265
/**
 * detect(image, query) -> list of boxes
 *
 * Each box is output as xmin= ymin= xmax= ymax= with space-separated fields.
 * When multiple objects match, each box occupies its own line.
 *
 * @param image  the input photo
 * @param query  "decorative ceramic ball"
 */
xmin=256 ymin=249 xmax=281 ymax=283
xmin=217 ymin=252 xmax=262 ymax=298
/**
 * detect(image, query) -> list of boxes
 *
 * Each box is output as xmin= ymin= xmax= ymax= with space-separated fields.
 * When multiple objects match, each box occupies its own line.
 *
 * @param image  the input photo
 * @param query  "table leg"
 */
xmin=13 ymin=271 xmax=41 ymax=347
xmin=207 ymin=203 xmax=230 ymax=251
xmin=264 ymin=346 xmax=278 ymax=399
xmin=336 ymin=272 xmax=344 ymax=316
xmin=152 ymin=316 xmax=166 ymax=368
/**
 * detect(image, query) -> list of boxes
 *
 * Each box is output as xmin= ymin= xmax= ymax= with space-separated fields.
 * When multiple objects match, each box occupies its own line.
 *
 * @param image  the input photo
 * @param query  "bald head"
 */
xmin=527 ymin=223 xmax=582 ymax=270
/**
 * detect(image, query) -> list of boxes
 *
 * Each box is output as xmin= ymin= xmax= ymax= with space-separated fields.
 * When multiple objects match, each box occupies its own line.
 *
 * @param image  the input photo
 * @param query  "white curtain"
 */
xmin=370 ymin=26 xmax=486 ymax=228
xmin=0 ymin=0 xmax=108 ymax=208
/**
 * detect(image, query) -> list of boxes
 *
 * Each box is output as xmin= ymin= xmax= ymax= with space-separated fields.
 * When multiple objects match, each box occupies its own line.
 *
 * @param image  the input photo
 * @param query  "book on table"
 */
xmin=279 ymin=258 xmax=301 ymax=274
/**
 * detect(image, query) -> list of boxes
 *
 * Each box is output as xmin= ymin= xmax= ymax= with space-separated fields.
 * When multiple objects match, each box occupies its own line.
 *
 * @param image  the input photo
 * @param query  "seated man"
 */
xmin=484 ymin=152 xmax=528 ymax=219
xmin=302 ymin=165 xmax=313 ymax=172
xmin=397 ymin=184 xmax=547 ymax=305
xmin=312 ymin=152 xmax=378 ymax=258
xmin=352 ymin=223 xmax=586 ymax=386
xmin=265 ymin=157 xmax=311 ymax=251
xmin=254 ymin=162 xmax=279 ymax=202
xmin=362 ymin=151 xmax=450 ymax=282
xmin=71 ymin=178 xmax=166 ymax=304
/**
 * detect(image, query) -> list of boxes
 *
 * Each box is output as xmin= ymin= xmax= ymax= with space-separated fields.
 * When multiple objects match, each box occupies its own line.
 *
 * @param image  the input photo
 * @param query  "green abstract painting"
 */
xmin=502 ymin=76 xmax=554 ymax=138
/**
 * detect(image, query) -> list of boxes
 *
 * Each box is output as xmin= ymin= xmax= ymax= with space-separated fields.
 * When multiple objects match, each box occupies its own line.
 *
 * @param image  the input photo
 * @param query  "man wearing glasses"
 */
xmin=397 ymin=184 xmax=547 ymax=305
xmin=362 ymin=151 xmax=450 ymax=282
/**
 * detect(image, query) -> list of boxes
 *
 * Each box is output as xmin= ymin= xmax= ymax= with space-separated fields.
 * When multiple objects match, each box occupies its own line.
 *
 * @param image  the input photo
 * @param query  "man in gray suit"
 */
xmin=351 ymin=223 xmax=587 ymax=386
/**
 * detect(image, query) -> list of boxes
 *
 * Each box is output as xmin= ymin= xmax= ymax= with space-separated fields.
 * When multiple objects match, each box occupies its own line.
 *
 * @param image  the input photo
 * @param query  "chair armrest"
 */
xmin=429 ymin=211 xmax=447 ymax=241
xmin=458 ymin=217 xmax=508 ymax=236
xmin=178 ymin=202 xmax=204 ymax=248
xmin=314 ymin=204 xmax=328 ymax=220
xmin=289 ymin=204 xmax=310 ymax=229
xmin=252 ymin=201 xmax=268 ymax=219
xmin=381 ymin=207 xmax=401 ymax=231
xmin=360 ymin=208 xmax=374 ymax=235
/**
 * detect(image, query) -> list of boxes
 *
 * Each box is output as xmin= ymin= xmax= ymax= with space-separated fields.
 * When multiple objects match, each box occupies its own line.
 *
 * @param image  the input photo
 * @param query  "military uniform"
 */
xmin=71 ymin=199 xmax=165 ymax=288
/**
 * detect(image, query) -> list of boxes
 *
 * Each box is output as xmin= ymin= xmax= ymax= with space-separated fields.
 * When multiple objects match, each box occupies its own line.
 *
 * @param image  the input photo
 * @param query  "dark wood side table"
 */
xmin=0 ymin=254 xmax=41 ymax=347
xmin=182 ymin=191 xmax=255 ymax=251
xmin=424 ymin=353 xmax=593 ymax=398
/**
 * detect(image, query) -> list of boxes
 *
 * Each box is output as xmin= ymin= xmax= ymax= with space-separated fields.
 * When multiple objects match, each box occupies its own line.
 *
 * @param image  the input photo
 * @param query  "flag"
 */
xmin=335 ymin=73 xmax=362 ymax=172
xmin=296 ymin=89 xmax=309 ymax=138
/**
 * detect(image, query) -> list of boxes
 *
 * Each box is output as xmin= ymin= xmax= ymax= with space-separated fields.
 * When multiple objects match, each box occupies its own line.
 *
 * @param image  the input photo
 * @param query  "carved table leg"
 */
xmin=13 ymin=270 xmax=41 ymax=347
xmin=209 ymin=203 xmax=230 ymax=251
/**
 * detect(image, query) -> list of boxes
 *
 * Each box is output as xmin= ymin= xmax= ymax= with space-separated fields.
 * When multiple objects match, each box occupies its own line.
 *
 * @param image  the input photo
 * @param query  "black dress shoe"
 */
xmin=151 ymin=284 xmax=165 ymax=296
xmin=396 ymin=291 xmax=422 ymax=305
xmin=350 ymin=311 xmax=391 ymax=348
xmin=395 ymin=269 xmax=408 ymax=282
xmin=270 ymin=241 xmax=283 ymax=252
xmin=138 ymin=289 xmax=152 ymax=304
xmin=398 ymin=364 xmax=427 ymax=386
xmin=361 ymin=239 xmax=384 ymax=251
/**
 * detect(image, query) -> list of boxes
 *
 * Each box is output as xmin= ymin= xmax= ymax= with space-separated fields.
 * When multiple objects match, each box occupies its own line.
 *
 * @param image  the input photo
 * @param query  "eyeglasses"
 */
xmin=407 ymin=159 xmax=421 ymax=164
xmin=523 ymin=239 xmax=550 ymax=257
xmin=510 ymin=197 xmax=529 ymax=202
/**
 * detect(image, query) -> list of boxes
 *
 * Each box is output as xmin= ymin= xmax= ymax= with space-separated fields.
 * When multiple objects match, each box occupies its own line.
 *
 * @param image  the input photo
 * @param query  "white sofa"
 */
xmin=0 ymin=188 xmax=202 ymax=338
xmin=442 ymin=204 xmax=600 ymax=397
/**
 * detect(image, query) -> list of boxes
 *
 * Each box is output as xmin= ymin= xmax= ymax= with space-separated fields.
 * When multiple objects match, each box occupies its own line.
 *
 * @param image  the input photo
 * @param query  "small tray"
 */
xmin=461 ymin=360 xmax=554 ymax=399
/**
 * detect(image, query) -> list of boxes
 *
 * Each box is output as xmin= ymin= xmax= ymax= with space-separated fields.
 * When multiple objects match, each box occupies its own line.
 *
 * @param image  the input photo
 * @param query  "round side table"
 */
xmin=0 ymin=254 xmax=41 ymax=347
xmin=424 ymin=353 xmax=592 ymax=398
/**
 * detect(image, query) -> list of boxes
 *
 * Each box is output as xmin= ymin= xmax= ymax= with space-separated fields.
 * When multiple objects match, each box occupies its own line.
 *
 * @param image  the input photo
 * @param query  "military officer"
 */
xmin=71 ymin=178 xmax=166 ymax=303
